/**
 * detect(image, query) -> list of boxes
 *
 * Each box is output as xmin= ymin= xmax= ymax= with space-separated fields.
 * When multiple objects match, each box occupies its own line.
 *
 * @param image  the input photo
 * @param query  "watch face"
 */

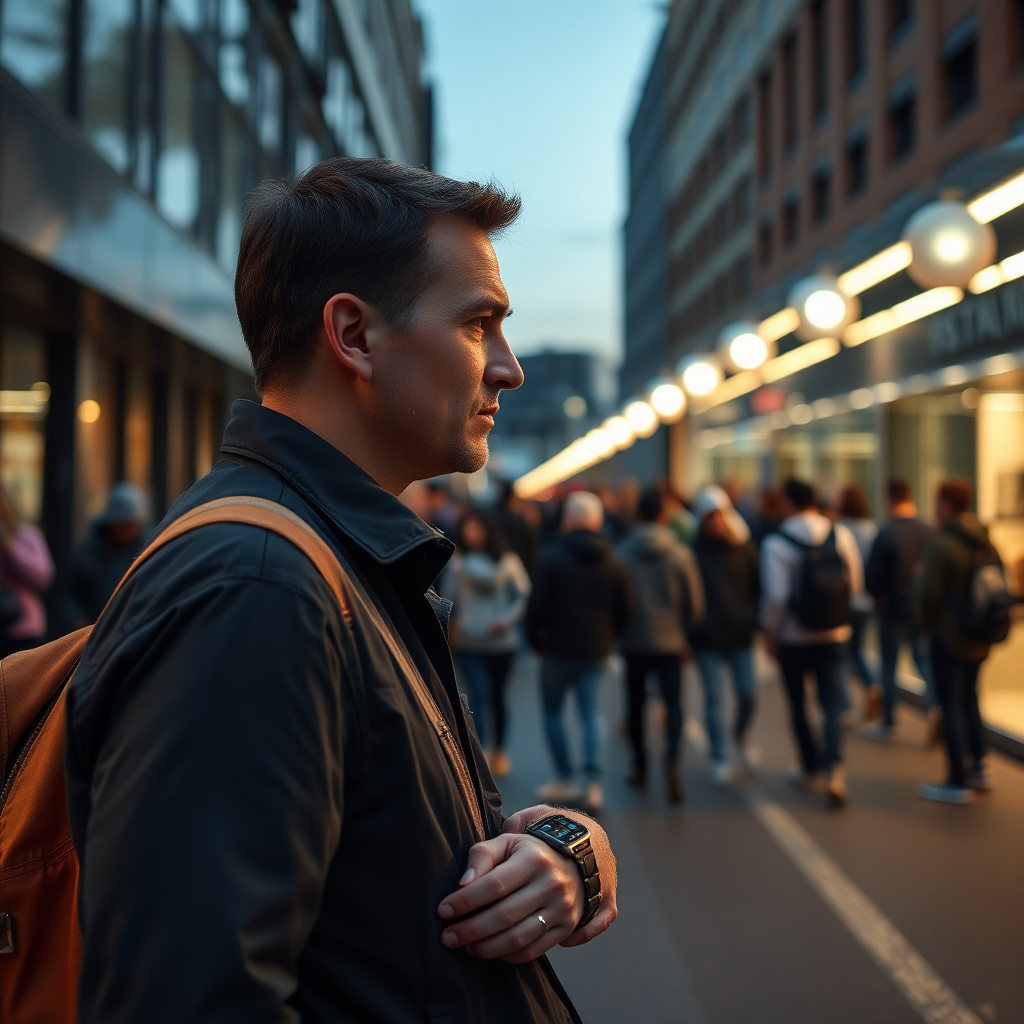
xmin=532 ymin=814 xmax=589 ymax=846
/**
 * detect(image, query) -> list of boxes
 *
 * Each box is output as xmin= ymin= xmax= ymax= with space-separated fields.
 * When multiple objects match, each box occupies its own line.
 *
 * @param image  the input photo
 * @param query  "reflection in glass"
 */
xmin=218 ymin=0 xmax=249 ymax=107
xmin=157 ymin=25 xmax=200 ymax=231
xmin=0 ymin=0 xmax=69 ymax=109
xmin=258 ymin=53 xmax=284 ymax=159
xmin=83 ymin=0 xmax=132 ymax=172
xmin=217 ymin=103 xmax=246 ymax=273
xmin=0 ymin=327 xmax=49 ymax=525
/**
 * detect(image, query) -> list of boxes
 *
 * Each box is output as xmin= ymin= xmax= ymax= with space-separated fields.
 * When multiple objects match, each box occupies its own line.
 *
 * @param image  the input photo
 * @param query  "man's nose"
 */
xmin=486 ymin=344 xmax=524 ymax=391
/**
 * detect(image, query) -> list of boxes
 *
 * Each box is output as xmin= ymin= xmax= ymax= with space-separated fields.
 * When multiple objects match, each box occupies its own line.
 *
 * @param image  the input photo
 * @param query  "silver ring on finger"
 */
xmin=537 ymin=914 xmax=549 ymax=934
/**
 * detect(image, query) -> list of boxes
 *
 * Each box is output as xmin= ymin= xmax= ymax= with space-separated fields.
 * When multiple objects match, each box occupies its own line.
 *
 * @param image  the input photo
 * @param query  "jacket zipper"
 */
xmin=0 ymin=688 xmax=61 ymax=814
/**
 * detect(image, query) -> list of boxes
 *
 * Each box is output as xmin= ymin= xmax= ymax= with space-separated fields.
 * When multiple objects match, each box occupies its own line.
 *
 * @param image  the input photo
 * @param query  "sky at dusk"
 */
xmin=416 ymin=0 xmax=667 ymax=366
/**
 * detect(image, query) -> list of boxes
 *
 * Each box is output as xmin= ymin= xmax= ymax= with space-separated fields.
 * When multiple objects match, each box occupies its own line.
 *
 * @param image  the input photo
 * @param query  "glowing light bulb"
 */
xmin=933 ymin=230 xmax=969 ymax=265
xmin=623 ymin=400 xmax=658 ymax=438
xmin=603 ymin=415 xmax=635 ymax=449
xmin=649 ymin=381 xmax=686 ymax=421
xmin=77 ymin=400 xmax=101 ymax=423
xmin=729 ymin=332 xmax=769 ymax=370
xmin=680 ymin=360 xmax=721 ymax=397
xmin=803 ymin=289 xmax=847 ymax=330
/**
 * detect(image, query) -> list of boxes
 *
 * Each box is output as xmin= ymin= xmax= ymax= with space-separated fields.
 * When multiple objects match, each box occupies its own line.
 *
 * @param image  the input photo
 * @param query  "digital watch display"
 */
xmin=525 ymin=813 xmax=601 ymax=929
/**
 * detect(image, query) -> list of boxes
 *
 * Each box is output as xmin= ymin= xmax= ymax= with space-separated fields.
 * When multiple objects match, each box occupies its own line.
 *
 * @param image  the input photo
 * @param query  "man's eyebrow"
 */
xmin=460 ymin=294 xmax=511 ymax=318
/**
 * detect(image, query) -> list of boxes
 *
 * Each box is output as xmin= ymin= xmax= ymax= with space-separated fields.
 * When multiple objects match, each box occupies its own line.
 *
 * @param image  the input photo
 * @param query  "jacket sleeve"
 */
xmin=676 ymin=546 xmax=705 ymax=631
xmin=68 ymin=577 xmax=346 ymax=1024
xmin=611 ymin=555 xmax=634 ymax=638
xmin=916 ymin=537 xmax=946 ymax=632
xmin=4 ymin=524 xmax=55 ymax=591
xmin=835 ymin=523 xmax=865 ymax=598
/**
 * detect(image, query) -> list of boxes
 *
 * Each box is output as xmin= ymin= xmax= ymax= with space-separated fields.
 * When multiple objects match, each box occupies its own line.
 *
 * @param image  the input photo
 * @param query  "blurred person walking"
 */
xmin=527 ymin=490 xmax=632 ymax=812
xmin=762 ymin=479 xmax=864 ymax=808
xmin=617 ymin=486 xmax=704 ymax=804
xmin=865 ymin=479 xmax=935 ymax=742
xmin=916 ymin=480 xmax=1009 ymax=804
xmin=444 ymin=510 xmax=530 ymax=777
xmin=836 ymin=485 xmax=878 ymax=717
xmin=691 ymin=485 xmax=761 ymax=786
xmin=0 ymin=483 xmax=54 ymax=657
xmin=57 ymin=482 xmax=151 ymax=630
xmin=492 ymin=480 xmax=540 ymax=575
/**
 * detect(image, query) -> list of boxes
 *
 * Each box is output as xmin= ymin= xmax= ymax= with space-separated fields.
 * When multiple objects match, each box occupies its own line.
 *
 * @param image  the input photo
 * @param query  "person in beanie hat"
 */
xmin=690 ymin=485 xmax=761 ymax=785
xmin=57 ymin=481 xmax=152 ymax=629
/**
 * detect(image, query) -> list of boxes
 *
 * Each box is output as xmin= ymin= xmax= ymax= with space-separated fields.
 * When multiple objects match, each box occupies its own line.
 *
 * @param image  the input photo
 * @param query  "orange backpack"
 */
xmin=0 ymin=495 xmax=483 ymax=1024
xmin=0 ymin=498 xmax=355 ymax=1024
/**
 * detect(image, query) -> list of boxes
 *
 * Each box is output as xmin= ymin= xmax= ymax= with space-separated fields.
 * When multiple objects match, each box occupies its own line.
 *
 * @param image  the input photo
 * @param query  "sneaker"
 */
xmin=664 ymin=760 xmax=684 ymax=805
xmin=710 ymin=760 xmax=733 ymax=788
xmin=536 ymin=778 xmax=580 ymax=804
xmin=862 ymin=723 xmax=895 ymax=743
xmin=825 ymin=765 xmax=848 ymax=809
xmin=490 ymin=750 xmax=511 ymax=778
xmin=785 ymin=766 xmax=823 ymax=793
xmin=919 ymin=782 xmax=974 ymax=805
xmin=864 ymin=685 xmax=883 ymax=723
xmin=964 ymin=766 xmax=992 ymax=792
xmin=582 ymin=781 xmax=603 ymax=813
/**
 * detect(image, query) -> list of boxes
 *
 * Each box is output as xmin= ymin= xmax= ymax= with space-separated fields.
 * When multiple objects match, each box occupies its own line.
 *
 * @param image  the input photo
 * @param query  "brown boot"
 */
xmin=926 ymin=707 xmax=943 ymax=750
xmin=864 ymin=685 xmax=883 ymax=723
xmin=664 ymin=759 xmax=685 ymax=805
xmin=826 ymin=764 xmax=848 ymax=809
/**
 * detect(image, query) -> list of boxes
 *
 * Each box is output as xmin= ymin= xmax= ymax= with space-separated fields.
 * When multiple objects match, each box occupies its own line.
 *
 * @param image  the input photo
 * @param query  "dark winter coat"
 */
xmin=866 ymin=515 xmax=935 ymax=623
xmin=526 ymin=529 xmax=632 ymax=660
xmin=691 ymin=532 xmax=761 ymax=652
xmin=65 ymin=400 xmax=581 ymax=1024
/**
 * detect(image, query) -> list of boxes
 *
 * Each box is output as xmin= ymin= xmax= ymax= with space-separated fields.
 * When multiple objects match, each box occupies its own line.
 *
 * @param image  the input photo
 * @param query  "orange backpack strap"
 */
xmin=109 ymin=496 xmax=484 ymax=839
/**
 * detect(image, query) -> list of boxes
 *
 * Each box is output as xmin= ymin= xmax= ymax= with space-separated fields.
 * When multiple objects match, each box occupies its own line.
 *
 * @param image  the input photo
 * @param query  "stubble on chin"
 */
xmin=443 ymin=431 xmax=490 ymax=476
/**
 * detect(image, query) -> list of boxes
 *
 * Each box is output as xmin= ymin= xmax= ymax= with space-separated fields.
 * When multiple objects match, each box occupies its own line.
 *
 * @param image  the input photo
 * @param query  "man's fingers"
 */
xmin=441 ymin=878 xmax=550 ymax=950
xmin=558 ymin=898 xmax=617 ymax=949
xmin=439 ymin=845 xmax=541 ymax=920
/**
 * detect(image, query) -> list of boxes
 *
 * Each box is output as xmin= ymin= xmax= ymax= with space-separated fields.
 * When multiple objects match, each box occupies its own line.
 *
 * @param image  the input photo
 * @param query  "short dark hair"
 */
xmin=783 ymin=478 xmax=815 ymax=511
xmin=887 ymin=479 xmax=912 ymax=505
xmin=457 ymin=510 xmax=508 ymax=562
xmin=235 ymin=158 xmax=521 ymax=392
xmin=636 ymin=487 xmax=664 ymax=523
xmin=938 ymin=479 xmax=973 ymax=515
xmin=838 ymin=485 xmax=870 ymax=519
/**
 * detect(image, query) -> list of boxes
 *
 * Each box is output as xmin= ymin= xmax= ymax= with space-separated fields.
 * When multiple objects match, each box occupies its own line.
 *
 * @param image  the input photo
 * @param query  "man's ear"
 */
xmin=323 ymin=293 xmax=378 ymax=382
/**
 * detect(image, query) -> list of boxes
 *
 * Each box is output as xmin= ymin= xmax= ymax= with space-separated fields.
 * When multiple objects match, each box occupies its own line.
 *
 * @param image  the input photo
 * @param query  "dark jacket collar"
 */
xmin=220 ymin=400 xmax=453 ymax=586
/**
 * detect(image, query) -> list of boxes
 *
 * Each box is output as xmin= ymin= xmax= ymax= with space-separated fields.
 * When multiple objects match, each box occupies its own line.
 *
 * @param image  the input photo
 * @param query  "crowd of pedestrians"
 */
xmin=430 ymin=467 xmax=1017 ymax=812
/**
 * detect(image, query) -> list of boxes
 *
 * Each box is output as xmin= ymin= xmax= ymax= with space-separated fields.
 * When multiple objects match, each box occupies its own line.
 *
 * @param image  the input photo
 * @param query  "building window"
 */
xmin=0 ymin=0 xmax=70 ymax=110
xmin=889 ymin=93 xmax=915 ymax=162
xmin=732 ymin=92 xmax=752 ymax=147
xmin=811 ymin=0 xmax=828 ymax=120
xmin=783 ymin=196 xmax=799 ymax=247
xmin=847 ymin=0 xmax=865 ymax=83
xmin=758 ymin=218 xmax=773 ymax=265
xmin=782 ymin=32 xmax=798 ymax=154
xmin=847 ymin=135 xmax=868 ymax=194
xmin=943 ymin=17 xmax=978 ymax=121
xmin=812 ymin=169 xmax=831 ymax=223
xmin=758 ymin=70 xmax=772 ymax=180
xmin=82 ymin=0 xmax=133 ymax=172
xmin=891 ymin=0 xmax=912 ymax=38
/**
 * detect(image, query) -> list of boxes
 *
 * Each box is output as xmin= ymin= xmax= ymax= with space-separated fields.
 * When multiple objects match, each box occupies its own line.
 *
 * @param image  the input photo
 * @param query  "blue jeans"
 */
xmin=540 ymin=657 xmax=603 ymax=781
xmin=779 ymin=643 xmax=845 ymax=773
xmin=930 ymin=637 xmax=985 ymax=787
xmin=878 ymin=615 xmax=933 ymax=727
xmin=694 ymin=647 xmax=756 ymax=764
xmin=458 ymin=651 xmax=514 ymax=748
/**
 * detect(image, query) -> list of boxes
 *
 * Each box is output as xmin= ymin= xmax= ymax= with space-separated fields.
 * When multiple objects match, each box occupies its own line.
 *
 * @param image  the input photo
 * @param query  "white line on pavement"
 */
xmin=751 ymin=799 xmax=982 ymax=1024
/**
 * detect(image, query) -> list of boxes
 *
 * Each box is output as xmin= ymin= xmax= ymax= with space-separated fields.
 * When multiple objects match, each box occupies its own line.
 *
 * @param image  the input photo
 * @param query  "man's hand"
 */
xmin=437 ymin=804 xmax=617 ymax=963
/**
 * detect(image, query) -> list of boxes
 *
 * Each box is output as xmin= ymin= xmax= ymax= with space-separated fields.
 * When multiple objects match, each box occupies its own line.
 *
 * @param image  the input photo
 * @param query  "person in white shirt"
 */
xmin=761 ymin=478 xmax=864 ymax=807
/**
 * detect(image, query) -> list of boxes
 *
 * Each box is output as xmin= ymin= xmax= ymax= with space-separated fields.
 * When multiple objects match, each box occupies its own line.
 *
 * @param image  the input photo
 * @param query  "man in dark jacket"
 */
xmin=65 ymin=159 xmax=617 ymax=1024
xmin=915 ymin=479 xmax=995 ymax=805
xmin=690 ymin=485 xmax=760 ymax=786
xmin=56 ymin=481 xmax=152 ymax=630
xmin=865 ymin=478 xmax=935 ymax=741
xmin=617 ymin=486 xmax=704 ymax=804
xmin=527 ymin=490 xmax=632 ymax=812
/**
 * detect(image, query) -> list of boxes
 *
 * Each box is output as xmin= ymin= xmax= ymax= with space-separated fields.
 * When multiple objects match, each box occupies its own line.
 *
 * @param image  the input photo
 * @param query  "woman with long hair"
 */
xmin=443 ymin=510 xmax=530 ymax=777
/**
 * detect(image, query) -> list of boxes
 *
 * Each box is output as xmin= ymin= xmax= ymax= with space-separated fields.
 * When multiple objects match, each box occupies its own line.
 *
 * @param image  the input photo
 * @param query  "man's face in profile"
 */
xmin=369 ymin=215 xmax=523 ymax=479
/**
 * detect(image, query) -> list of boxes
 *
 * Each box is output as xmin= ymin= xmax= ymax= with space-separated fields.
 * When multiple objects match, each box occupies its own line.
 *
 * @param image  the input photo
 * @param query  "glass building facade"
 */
xmin=0 ymin=0 xmax=430 ymax=587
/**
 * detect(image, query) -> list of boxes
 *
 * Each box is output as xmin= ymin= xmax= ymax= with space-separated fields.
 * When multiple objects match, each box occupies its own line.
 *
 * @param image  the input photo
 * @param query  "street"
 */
xmin=494 ymin=653 xmax=1024 ymax=1024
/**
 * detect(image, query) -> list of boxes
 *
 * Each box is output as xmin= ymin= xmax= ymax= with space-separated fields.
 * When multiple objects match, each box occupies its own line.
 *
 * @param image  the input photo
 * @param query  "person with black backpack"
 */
xmin=761 ymin=478 xmax=864 ymax=808
xmin=916 ymin=479 xmax=1014 ymax=805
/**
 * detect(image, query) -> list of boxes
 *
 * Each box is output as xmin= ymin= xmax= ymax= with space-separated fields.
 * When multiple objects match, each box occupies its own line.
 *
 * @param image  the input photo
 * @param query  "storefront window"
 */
xmin=83 ymin=0 xmax=133 ymax=173
xmin=75 ymin=343 xmax=116 ymax=533
xmin=157 ymin=21 xmax=200 ymax=231
xmin=0 ymin=0 xmax=69 ymax=109
xmin=124 ymin=365 xmax=152 ymax=497
xmin=0 ymin=327 xmax=49 ymax=525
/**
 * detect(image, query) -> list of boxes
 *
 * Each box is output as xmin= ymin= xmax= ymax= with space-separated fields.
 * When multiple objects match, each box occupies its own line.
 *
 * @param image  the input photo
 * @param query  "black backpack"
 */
xmin=954 ymin=538 xmax=1017 ymax=644
xmin=787 ymin=528 xmax=852 ymax=631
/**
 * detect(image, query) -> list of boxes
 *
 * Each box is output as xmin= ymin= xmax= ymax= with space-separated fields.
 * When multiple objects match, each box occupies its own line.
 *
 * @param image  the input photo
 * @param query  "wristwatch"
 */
xmin=525 ymin=813 xmax=602 ymax=929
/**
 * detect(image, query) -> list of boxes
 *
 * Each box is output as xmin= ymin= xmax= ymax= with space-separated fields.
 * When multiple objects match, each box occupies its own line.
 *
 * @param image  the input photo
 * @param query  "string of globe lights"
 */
xmin=514 ymin=167 xmax=1024 ymax=499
